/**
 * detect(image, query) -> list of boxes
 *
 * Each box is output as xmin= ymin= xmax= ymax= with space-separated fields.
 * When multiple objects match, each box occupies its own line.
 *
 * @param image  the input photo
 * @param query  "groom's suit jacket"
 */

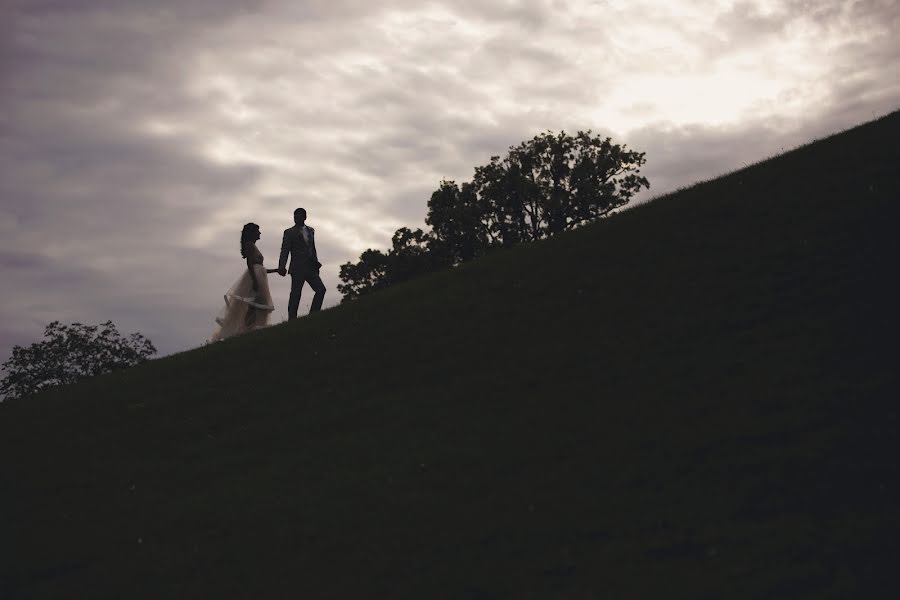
xmin=279 ymin=225 xmax=320 ymax=274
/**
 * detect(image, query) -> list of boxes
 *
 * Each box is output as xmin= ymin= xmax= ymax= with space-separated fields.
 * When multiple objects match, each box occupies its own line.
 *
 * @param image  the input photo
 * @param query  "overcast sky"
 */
xmin=2 ymin=0 xmax=898 ymax=364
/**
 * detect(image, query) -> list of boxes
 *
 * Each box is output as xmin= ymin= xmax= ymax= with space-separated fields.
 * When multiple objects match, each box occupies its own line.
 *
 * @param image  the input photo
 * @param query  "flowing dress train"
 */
xmin=210 ymin=246 xmax=275 ymax=342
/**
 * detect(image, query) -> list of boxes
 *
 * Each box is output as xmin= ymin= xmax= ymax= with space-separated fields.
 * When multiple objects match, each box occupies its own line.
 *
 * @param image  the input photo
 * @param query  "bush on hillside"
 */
xmin=0 ymin=321 xmax=157 ymax=400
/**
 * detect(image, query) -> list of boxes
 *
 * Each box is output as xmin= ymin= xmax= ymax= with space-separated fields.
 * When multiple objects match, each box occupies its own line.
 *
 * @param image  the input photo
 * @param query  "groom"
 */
xmin=278 ymin=207 xmax=326 ymax=319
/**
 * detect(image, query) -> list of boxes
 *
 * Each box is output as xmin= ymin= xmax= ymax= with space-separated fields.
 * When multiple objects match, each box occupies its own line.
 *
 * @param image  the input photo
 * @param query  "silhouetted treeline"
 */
xmin=338 ymin=130 xmax=649 ymax=301
xmin=1 ymin=321 xmax=156 ymax=400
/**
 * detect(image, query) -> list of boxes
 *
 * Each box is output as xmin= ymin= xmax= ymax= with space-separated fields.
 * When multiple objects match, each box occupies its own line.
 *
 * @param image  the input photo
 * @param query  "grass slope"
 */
xmin=2 ymin=111 xmax=899 ymax=599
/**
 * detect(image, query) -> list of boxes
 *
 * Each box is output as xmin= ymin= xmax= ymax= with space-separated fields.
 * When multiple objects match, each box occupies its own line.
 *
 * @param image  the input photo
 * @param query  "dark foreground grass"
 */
xmin=2 ymin=110 xmax=899 ymax=599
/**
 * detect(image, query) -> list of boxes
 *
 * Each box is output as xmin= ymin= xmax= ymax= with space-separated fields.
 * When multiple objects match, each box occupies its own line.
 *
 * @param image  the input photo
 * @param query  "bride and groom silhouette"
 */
xmin=210 ymin=208 xmax=326 ymax=342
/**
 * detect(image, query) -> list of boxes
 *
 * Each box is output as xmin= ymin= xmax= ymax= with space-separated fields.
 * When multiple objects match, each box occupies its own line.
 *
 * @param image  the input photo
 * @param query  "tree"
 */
xmin=0 ymin=321 xmax=157 ymax=400
xmin=338 ymin=227 xmax=440 ymax=301
xmin=388 ymin=227 xmax=437 ymax=284
xmin=425 ymin=180 xmax=490 ymax=264
xmin=430 ymin=130 xmax=649 ymax=250
xmin=339 ymin=129 xmax=650 ymax=301
xmin=337 ymin=248 xmax=391 ymax=301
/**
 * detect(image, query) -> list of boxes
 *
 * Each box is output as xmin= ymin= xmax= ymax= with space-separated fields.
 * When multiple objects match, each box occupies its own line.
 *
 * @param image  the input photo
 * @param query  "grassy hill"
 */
xmin=2 ymin=110 xmax=899 ymax=599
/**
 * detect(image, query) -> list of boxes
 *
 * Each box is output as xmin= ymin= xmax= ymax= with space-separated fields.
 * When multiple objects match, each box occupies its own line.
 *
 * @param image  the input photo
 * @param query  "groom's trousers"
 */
xmin=288 ymin=269 xmax=326 ymax=319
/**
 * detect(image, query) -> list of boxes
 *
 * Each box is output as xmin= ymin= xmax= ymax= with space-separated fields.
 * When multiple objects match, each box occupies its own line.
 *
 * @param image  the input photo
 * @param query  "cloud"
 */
xmin=1 ymin=0 xmax=898 ymax=366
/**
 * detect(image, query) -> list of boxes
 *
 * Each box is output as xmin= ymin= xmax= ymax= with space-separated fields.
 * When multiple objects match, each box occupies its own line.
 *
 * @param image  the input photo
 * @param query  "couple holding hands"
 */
xmin=210 ymin=208 xmax=326 ymax=342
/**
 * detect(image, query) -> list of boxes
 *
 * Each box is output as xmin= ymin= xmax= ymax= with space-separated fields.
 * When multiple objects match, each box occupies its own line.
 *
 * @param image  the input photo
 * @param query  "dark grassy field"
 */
xmin=2 ymin=110 xmax=899 ymax=599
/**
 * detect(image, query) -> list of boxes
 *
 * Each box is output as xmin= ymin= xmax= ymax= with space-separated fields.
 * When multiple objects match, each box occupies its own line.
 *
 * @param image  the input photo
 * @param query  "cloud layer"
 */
xmin=2 ymin=0 xmax=898 ymax=362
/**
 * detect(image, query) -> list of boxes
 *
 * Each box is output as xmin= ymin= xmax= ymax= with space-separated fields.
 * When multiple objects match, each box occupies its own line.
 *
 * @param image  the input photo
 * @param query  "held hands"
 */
xmin=270 ymin=266 xmax=314 ymax=277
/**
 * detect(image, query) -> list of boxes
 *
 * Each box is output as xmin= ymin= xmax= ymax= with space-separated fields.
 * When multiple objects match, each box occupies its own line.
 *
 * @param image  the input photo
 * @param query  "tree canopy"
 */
xmin=337 ymin=227 xmax=436 ymax=301
xmin=0 ymin=321 xmax=157 ymax=400
xmin=339 ymin=130 xmax=649 ymax=300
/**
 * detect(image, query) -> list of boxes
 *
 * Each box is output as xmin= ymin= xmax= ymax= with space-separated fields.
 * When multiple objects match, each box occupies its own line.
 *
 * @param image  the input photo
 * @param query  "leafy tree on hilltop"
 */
xmin=0 ymin=321 xmax=157 ymax=400
xmin=337 ymin=248 xmax=390 ymax=301
xmin=339 ymin=130 xmax=650 ymax=299
xmin=425 ymin=180 xmax=489 ymax=264
xmin=338 ymin=227 xmax=438 ymax=301
xmin=458 ymin=130 xmax=649 ymax=253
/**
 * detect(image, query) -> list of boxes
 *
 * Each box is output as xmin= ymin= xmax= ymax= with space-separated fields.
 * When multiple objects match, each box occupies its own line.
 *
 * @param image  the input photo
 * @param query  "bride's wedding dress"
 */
xmin=210 ymin=244 xmax=275 ymax=342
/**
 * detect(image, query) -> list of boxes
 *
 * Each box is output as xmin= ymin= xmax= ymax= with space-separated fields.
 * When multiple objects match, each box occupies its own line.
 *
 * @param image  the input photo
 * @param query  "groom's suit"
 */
xmin=279 ymin=224 xmax=326 ymax=318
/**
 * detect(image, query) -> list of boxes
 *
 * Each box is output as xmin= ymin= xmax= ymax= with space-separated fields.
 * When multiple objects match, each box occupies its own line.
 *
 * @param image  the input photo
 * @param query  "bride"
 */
xmin=210 ymin=223 xmax=277 ymax=342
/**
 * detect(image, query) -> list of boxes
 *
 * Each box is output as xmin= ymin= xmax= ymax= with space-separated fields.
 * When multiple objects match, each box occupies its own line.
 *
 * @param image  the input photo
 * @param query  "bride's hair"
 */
xmin=240 ymin=223 xmax=259 ymax=258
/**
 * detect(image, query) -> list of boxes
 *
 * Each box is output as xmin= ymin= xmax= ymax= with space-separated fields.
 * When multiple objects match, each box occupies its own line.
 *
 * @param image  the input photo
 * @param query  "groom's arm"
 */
xmin=278 ymin=230 xmax=290 ymax=275
xmin=310 ymin=230 xmax=321 ymax=270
